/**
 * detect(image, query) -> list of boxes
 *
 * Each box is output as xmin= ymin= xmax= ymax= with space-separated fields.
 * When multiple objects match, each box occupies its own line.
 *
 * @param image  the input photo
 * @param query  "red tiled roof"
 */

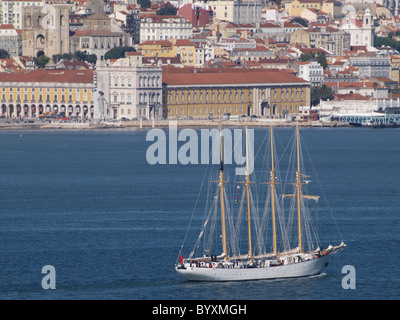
xmin=334 ymin=93 xmax=369 ymax=101
xmin=174 ymin=39 xmax=194 ymax=46
xmin=0 ymin=70 xmax=93 ymax=83
xmin=72 ymin=30 xmax=121 ymax=37
xmin=163 ymin=69 xmax=308 ymax=86
xmin=0 ymin=24 xmax=15 ymax=29
xmin=126 ymin=51 xmax=142 ymax=56
xmin=140 ymin=40 xmax=172 ymax=46
xmin=232 ymin=45 xmax=270 ymax=52
xmin=325 ymin=81 xmax=382 ymax=89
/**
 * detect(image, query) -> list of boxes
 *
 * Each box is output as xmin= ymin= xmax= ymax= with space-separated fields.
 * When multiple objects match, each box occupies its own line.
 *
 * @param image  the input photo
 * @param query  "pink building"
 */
xmin=178 ymin=3 xmax=213 ymax=27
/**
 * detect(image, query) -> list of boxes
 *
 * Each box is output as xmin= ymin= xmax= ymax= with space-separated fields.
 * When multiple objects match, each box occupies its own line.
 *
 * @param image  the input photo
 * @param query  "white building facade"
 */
xmin=95 ymin=53 xmax=163 ymax=120
xmin=295 ymin=61 xmax=324 ymax=86
xmin=140 ymin=15 xmax=192 ymax=42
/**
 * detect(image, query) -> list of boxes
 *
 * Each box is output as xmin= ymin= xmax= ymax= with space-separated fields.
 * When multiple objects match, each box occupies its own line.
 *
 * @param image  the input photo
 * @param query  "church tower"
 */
xmin=362 ymin=8 xmax=374 ymax=49
xmin=22 ymin=4 xmax=70 ymax=58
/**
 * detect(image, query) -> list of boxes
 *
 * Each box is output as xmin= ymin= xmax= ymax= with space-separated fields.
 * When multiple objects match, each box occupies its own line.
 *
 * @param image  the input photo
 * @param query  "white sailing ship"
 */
xmin=175 ymin=124 xmax=346 ymax=281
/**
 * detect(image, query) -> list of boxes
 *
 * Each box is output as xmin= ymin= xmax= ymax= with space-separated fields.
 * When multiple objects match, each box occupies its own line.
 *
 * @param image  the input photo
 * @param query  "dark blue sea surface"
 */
xmin=0 ymin=127 xmax=398 ymax=300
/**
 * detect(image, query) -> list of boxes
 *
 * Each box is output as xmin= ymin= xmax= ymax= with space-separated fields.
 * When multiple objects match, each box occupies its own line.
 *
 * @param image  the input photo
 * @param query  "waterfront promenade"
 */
xmin=0 ymin=118 xmax=344 ymax=130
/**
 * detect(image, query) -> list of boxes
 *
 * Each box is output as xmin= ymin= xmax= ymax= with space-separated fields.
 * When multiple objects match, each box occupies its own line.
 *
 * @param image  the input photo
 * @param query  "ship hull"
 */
xmin=175 ymin=255 xmax=330 ymax=281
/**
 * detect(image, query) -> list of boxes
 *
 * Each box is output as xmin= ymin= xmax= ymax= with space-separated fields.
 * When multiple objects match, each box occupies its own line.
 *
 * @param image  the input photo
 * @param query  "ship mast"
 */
xmin=282 ymin=125 xmax=319 ymax=254
xmin=219 ymin=121 xmax=228 ymax=261
xmin=245 ymin=122 xmax=253 ymax=262
xmin=270 ymin=126 xmax=278 ymax=258
xmin=295 ymin=124 xmax=303 ymax=253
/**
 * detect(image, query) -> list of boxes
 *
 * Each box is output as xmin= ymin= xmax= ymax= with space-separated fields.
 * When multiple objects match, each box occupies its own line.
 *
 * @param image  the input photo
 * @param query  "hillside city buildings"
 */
xmin=1 ymin=0 xmax=400 ymax=121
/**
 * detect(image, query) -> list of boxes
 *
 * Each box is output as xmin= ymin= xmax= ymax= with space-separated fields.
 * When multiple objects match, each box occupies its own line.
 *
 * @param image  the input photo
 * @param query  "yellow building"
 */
xmin=139 ymin=40 xmax=175 ymax=58
xmin=0 ymin=69 xmax=94 ymax=118
xmin=171 ymin=39 xmax=196 ymax=67
xmin=140 ymin=39 xmax=200 ymax=67
xmin=162 ymin=68 xmax=310 ymax=118
xmin=285 ymin=0 xmax=342 ymax=19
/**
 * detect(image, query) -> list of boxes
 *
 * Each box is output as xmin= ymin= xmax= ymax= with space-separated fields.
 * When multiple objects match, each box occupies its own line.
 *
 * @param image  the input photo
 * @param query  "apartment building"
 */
xmin=0 ymin=0 xmax=44 ymax=29
xmin=210 ymin=0 xmax=262 ymax=24
xmin=140 ymin=14 xmax=192 ymax=43
xmin=294 ymin=60 xmax=324 ymax=86
xmin=349 ymin=52 xmax=391 ymax=78
xmin=285 ymin=0 xmax=342 ymax=19
xmin=0 ymin=24 xmax=22 ymax=57
xmin=290 ymin=26 xmax=350 ymax=56
xmin=139 ymin=39 xmax=205 ymax=67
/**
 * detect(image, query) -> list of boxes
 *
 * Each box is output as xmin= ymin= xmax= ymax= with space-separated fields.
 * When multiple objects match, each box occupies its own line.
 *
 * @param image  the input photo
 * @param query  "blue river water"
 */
xmin=0 ymin=127 xmax=398 ymax=300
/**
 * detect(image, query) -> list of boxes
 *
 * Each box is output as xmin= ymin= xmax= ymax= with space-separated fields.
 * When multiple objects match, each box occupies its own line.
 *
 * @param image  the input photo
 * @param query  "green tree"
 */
xmin=35 ymin=55 xmax=50 ymax=68
xmin=157 ymin=3 xmax=177 ymax=15
xmin=137 ymin=0 xmax=151 ymax=8
xmin=85 ymin=54 xmax=97 ymax=65
xmin=299 ymin=52 xmax=314 ymax=62
xmin=316 ymin=51 xmax=327 ymax=68
xmin=52 ymin=53 xmax=74 ymax=63
xmin=74 ymin=50 xmax=87 ymax=61
xmin=0 ymin=49 xmax=10 ymax=59
xmin=104 ymin=46 xmax=136 ymax=60
xmin=74 ymin=50 xmax=97 ymax=65
xmin=299 ymin=51 xmax=327 ymax=68
xmin=310 ymin=85 xmax=334 ymax=106
xmin=374 ymin=35 xmax=400 ymax=51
